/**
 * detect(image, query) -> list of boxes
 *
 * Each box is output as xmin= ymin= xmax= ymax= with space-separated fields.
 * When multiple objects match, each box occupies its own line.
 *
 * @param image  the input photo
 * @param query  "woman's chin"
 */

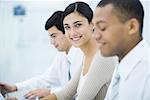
xmin=72 ymin=43 xmax=81 ymax=48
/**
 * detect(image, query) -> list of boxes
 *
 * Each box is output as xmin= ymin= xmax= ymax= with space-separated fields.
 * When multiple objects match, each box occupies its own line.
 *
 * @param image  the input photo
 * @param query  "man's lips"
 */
xmin=97 ymin=41 xmax=106 ymax=48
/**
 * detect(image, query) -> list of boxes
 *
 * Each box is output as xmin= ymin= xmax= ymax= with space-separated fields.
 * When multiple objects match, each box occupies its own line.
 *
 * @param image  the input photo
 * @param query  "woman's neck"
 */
xmin=80 ymin=38 xmax=97 ymax=58
xmin=81 ymin=38 xmax=97 ymax=76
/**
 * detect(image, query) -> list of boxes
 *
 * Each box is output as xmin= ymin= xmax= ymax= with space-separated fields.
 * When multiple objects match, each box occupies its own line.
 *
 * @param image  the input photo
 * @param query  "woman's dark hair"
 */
xmin=45 ymin=11 xmax=65 ymax=34
xmin=63 ymin=1 xmax=93 ymax=23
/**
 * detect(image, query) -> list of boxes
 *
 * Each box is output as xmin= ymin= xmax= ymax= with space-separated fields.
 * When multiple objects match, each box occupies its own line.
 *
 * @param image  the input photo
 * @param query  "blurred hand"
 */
xmin=5 ymin=97 xmax=18 ymax=100
xmin=24 ymin=88 xmax=51 ymax=99
xmin=40 ymin=94 xmax=57 ymax=100
xmin=0 ymin=82 xmax=17 ymax=92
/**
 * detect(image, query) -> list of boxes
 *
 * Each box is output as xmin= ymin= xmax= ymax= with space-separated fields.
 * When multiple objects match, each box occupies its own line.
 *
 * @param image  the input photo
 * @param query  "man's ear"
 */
xmin=127 ymin=18 xmax=139 ymax=35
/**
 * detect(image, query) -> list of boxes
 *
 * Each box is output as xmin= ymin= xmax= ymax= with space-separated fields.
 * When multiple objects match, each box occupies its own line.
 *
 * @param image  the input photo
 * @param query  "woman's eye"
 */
xmin=75 ymin=23 xmax=82 ymax=28
xmin=64 ymin=26 xmax=70 ymax=30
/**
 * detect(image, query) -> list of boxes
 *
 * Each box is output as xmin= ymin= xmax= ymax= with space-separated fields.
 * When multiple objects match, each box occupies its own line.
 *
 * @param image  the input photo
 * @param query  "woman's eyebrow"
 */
xmin=64 ymin=20 xmax=83 ymax=26
xmin=73 ymin=21 xmax=82 ymax=24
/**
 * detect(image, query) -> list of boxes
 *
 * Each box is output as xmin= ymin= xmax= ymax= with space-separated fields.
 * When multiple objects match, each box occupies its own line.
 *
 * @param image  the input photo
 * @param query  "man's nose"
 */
xmin=50 ymin=39 xmax=55 ymax=45
xmin=93 ymin=28 xmax=102 ymax=41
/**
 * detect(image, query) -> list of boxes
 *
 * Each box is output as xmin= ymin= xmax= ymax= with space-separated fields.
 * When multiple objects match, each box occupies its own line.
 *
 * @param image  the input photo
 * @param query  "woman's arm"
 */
xmin=41 ymin=66 xmax=82 ymax=100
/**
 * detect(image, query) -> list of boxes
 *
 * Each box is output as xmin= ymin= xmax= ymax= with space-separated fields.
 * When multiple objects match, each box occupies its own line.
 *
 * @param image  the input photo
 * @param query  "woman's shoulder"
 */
xmin=90 ymin=50 xmax=118 ymax=77
xmin=92 ymin=50 xmax=118 ymax=65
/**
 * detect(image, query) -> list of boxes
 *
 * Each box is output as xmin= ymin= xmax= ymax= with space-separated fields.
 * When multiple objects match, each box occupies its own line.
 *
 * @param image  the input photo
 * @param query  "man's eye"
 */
xmin=100 ymin=27 xmax=106 ymax=31
xmin=53 ymin=36 xmax=56 ymax=38
xmin=50 ymin=35 xmax=56 ymax=38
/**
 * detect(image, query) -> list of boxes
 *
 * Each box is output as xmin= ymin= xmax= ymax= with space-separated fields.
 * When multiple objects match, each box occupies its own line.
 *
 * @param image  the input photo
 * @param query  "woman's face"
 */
xmin=63 ymin=12 xmax=93 ymax=48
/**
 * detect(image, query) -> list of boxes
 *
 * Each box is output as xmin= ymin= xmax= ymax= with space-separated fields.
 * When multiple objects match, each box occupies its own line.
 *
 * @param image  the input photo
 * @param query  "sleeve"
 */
xmin=76 ymin=51 xmax=117 ymax=100
xmin=54 ymin=66 xmax=82 ymax=100
xmin=143 ymin=73 xmax=150 ymax=100
xmin=51 ymin=87 xmax=62 ymax=93
xmin=16 ymin=53 xmax=62 ymax=91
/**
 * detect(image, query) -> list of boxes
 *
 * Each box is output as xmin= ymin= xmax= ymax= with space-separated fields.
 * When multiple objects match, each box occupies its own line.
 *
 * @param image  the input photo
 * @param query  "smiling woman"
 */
xmin=63 ymin=12 xmax=93 ymax=48
xmin=41 ymin=1 xmax=117 ymax=100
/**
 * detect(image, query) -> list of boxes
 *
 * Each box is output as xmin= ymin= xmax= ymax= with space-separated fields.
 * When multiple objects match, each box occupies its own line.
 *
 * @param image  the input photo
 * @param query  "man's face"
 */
xmin=93 ymin=4 xmax=130 ymax=57
xmin=48 ymin=26 xmax=71 ymax=52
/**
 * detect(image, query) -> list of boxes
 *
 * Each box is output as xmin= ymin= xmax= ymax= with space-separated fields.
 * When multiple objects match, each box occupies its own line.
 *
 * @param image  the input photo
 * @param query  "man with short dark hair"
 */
xmin=0 ymin=11 xmax=83 ymax=99
xmin=93 ymin=0 xmax=150 ymax=99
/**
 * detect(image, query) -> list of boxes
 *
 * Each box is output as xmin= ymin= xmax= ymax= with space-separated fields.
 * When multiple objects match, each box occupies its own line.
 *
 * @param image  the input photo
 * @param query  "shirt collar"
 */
xmin=118 ymin=40 xmax=148 ymax=80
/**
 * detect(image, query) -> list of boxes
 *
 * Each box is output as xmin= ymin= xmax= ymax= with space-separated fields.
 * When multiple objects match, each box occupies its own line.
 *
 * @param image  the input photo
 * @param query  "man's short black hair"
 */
xmin=97 ymin=0 xmax=144 ymax=34
xmin=45 ymin=11 xmax=65 ymax=34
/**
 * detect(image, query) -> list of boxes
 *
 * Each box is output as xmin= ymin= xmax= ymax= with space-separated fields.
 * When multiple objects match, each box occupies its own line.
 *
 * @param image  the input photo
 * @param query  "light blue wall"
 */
xmin=141 ymin=0 xmax=150 ymax=44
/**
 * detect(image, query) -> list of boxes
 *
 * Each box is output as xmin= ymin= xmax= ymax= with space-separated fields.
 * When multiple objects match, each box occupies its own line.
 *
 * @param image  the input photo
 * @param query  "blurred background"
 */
xmin=0 ymin=0 xmax=149 ymax=84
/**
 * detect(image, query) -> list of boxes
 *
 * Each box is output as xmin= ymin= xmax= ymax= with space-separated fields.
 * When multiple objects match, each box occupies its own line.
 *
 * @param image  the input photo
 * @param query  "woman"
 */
xmin=41 ymin=2 xmax=117 ymax=100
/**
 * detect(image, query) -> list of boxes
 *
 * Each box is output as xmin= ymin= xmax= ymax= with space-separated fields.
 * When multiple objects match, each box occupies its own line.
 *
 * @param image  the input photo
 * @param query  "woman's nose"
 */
xmin=70 ymin=28 xmax=78 ymax=36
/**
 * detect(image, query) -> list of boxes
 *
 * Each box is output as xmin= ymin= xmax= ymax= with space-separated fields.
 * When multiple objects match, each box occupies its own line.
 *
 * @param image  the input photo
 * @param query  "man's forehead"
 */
xmin=93 ymin=5 xmax=114 ymax=23
xmin=48 ymin=27 xmax=62 ymax=35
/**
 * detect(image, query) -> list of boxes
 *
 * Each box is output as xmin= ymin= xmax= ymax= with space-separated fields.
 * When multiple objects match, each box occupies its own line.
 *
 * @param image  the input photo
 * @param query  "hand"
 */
xmin=40 ymin=94 xmax=57 ymax=100
xmin=24 ymin=88 xmax=51 ymax=99
xmin=5 ymin=97 xmax=18 ymax=100
xmin=0 ymin=82 xmax=17 ymax=92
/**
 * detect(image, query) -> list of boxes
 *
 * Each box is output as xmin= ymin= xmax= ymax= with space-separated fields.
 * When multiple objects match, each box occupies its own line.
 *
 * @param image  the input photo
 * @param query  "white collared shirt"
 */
xmin=105 ymin=40 xmax=150 ymax=100
xmin=16 ymin=46 xmax=84 ymax=92
xmin=0 ymin=93 xmax=5 ymax=100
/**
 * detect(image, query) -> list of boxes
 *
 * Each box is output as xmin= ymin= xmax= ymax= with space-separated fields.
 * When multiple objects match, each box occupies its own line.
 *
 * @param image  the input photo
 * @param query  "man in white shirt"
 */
xmin=0 ymin=11 xmax=83 ymax=99
xmin=93 ymin=0 xmax=150 ymax=100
